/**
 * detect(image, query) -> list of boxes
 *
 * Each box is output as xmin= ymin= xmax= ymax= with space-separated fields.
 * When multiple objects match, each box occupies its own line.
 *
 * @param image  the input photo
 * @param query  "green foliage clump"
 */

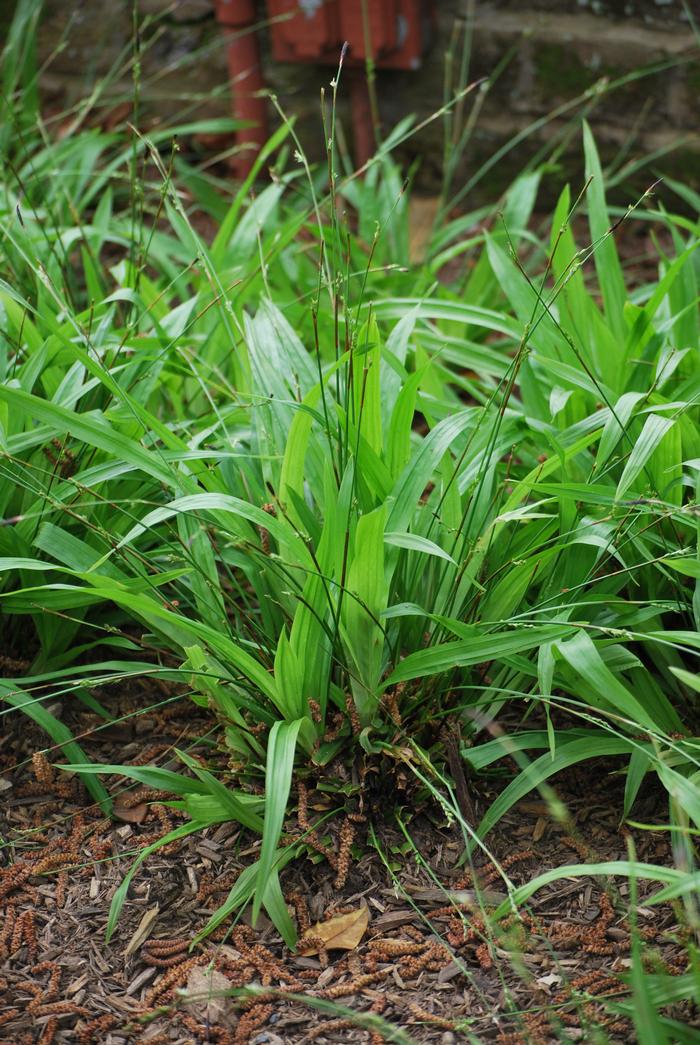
xmin=0 ymin=3 xmax=699 ymax=1031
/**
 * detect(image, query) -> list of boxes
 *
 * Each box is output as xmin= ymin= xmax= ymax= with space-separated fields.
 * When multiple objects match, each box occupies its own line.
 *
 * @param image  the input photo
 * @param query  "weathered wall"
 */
xmin=28 ymin=1 xmax=700 ymax=199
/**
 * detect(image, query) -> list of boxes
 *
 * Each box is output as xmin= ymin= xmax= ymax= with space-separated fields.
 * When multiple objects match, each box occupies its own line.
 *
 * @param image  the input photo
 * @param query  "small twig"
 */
xmin=444 ymin=722 xmax=477 ymax=827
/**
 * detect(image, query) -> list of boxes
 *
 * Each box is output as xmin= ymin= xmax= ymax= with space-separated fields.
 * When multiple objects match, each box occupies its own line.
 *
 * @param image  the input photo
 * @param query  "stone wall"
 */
xmin=27 ymin=1 xmax=700 ymax=200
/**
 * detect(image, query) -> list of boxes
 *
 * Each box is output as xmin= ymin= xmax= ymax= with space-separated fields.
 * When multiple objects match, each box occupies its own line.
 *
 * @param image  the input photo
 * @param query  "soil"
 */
xmin=0 ymin=680 xmax=696 ymax=1045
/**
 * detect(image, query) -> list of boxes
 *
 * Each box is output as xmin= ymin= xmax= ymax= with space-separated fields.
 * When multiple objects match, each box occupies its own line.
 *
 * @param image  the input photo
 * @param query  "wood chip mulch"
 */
xmin=0 ymin=683 xmax=696 ymax=1044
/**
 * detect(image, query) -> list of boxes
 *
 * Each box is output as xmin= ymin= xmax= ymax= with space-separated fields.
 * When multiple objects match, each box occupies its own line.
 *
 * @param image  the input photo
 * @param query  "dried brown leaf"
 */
xmin=114 ymin=794 xmax=149 ymax=824
xmin=183 ymin=967 xmax=235 ymax=1028
xmin=533 ymin=816 xmax=547 ymax=842
xmin=299 ymin=905 xmax=369 ymax=954
xmin=124 ymin=905 xmax=160 ymax=957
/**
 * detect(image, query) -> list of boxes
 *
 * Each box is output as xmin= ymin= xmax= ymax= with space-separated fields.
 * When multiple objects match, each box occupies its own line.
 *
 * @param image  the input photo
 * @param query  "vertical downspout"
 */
xmin=215 ymin=0 xmax=269 ymax=177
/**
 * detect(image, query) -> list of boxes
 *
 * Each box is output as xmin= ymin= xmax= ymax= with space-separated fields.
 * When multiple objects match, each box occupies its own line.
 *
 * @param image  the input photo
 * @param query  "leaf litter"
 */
xmin=0 ymin=683 xmax=696 ymax=1044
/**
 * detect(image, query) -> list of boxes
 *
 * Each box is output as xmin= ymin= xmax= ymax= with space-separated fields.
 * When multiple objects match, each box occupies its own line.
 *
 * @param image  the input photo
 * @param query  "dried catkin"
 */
xmin=333 ymin=818 xmax=354 ymax=889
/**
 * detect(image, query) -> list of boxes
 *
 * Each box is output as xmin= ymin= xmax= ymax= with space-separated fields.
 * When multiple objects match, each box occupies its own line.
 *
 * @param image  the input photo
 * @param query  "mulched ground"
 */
xmin=0 ymin=680 xmax=696 ymax=1045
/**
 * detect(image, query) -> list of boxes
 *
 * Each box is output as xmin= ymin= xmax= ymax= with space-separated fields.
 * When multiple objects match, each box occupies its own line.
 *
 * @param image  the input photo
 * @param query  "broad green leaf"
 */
xmin=616 ymin=415 xmax=675 ymax=500
xmin=175 ymin=749 xmax=264 ymax=833
xmin=274 ymin=629 xmax=305 ymax=721
xmin=583 ymin=121 xmax=627 ymax=345
xmin=385 ymin=624 xmax=574 ymax=686
xmin=343 ymin=505 xmax=389 ymax=723
xmin=494 ymin=861 xmax=687 ymax=920
xmin=656 ymin=763 xmax=700 ymax=830
xmin=77 ymin=582 xmax=279 ymax=704
xmin=115 ymin=493 xmax=313 ymax=570
xmin=65 ymin=762 xmax=211 ymax=796
xmin=598 ymin=391 xmax=644 ymax=469
xmin=253 ymin=719 xmax=307 ymax=926
xmin=387 ymin=409 xmax=475 ymax=534
xmin=661 ymin=557 xmax=700 ymax=579
xmin=470 ymin=734 xmax=632 ymax=849
xmin=0 ymin=383 xmax=179 ymax=489
xmin=624 ymin=748 xmax=652 ymax=819
xmin=557 ymin=630 xmax=681 ymax=732
xmin=194 ymin=845 xmax=299 ymax=946
xmin=384 ymin=531 xmax=456 ymax=565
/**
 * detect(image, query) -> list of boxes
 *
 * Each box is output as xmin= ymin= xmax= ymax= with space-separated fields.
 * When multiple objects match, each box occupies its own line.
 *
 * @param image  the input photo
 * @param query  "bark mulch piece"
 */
xmin=0 ymin=686 xmax=696 ymax=1044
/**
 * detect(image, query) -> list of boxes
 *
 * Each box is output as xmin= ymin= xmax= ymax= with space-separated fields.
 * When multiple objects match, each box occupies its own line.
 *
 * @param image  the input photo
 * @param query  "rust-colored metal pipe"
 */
xmin=346 ymin=67 xmax=375 ymax=169
xmin=215 ymin=0 xmax=269 ymax=178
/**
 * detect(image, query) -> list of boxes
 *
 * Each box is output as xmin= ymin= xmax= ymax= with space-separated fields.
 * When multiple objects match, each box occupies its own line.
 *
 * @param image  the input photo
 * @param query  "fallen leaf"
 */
xmin=316 ymin=965 xmax=336 ymax=989
xmin=519 ymin=800 xmax=551 ymax=816
xmin=299 ymin=905 xmax=369 ymax=954
xmin=533 ymin=816 xmax=547 ymax=842
xmin=536 ymin=971 xmax=562 ymax=994
xmin=402 ymin=886 xmax=507 ymax=905
xmin=66 ymin=973 xmax=90 ymax=995
xmin=114 ymin=793 xmax=149 ymax=824
xmin=123 ymin=904 xmax=160 ymax=957
xmin=182 ymin=967 xmax=235 ymax=1029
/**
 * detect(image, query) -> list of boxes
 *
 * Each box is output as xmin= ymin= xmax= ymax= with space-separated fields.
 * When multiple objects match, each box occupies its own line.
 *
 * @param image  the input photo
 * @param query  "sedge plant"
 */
xmin=0 ymin=9 xmax=699 ymax=1017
